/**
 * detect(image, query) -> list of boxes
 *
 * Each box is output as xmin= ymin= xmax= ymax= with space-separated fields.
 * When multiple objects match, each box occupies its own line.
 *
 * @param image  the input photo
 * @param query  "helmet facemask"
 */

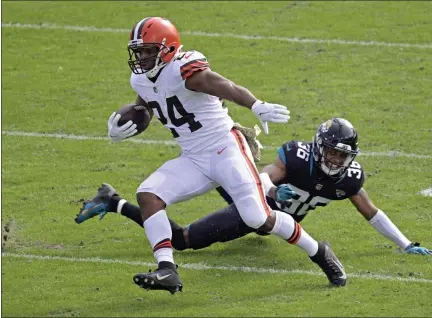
xmin=313 ymin=136 xmax=358 ymax=178
xmin=323 ymin=143 xmax=356 ymax=176
xmin=127 ymin=39 xmax=170 ymax=77
xmin=312 ymin=118 xmax=359 ymax=178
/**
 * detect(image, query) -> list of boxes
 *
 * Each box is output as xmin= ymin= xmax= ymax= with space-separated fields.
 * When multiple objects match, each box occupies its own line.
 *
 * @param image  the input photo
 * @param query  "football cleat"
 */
xmin=310 ymin=241 xmax=347 ymax=287
xmin=74 ymin=183 xmax=118 ymax=224
xmin=134 ymin=265 xmax=183 ymax=295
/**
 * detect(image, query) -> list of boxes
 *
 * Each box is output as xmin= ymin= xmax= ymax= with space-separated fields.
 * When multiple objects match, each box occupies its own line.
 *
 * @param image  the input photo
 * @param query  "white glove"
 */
xmin=107 ymin=112 xmax=137 ymax=142
xmin=251 ymin=100 xmax=290 ymax=134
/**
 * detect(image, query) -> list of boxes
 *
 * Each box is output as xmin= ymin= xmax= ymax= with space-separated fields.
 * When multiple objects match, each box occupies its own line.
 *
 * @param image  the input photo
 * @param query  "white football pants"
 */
xmin=137 ymin=128 xmax=271 ymax=229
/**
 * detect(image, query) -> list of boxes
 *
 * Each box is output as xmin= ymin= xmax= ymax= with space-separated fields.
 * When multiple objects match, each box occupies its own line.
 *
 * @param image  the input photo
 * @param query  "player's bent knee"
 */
xmin=235 ymin=195 xmax=267 ymax=229
xmin=136 ymin=192 xmax=166 ymax=220
xmin=257 ymin=212 xmax=276 ymax=233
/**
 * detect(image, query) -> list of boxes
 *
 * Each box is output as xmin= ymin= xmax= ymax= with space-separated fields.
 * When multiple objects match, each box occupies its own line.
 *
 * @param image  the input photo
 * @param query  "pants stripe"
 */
xmin=230 ymin=129 xmax=271 ymax=216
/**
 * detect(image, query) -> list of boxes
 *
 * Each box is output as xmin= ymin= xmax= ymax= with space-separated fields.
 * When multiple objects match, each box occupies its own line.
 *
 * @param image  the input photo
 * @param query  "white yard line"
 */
xmin=1 ymin=131 xmax=178 ymax=146
xmin=2 ymin=22 xmax=432 ymax=49
xmin=2 ymin=252 xmax=431 ymax=284
xmin=2 ymin=130 xmax=431 ymax=159
xmin=419 ymin=188 xmax=432 ymax=197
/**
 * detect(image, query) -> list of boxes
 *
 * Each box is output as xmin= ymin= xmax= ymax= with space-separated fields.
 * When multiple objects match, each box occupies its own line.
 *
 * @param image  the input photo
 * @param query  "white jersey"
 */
xmin=130 ymin=50 xmax=234 ymax=153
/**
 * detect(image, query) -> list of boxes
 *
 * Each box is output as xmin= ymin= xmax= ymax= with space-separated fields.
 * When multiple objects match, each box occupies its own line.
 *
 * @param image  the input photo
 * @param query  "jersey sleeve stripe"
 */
xmin=181 ymin=62 xmax=208 ymax=72
xmin=180 ymin=60 xmax=209 ymax=76
xmin=181 ymin=65 xmax=209 ymax=80
xmin=180 ymin=58 xmax=207 ymax=71
xmin=277 ymin=146 xmax=287 ymax=165
xmin=181 ymin=61 xmax=209 ymax=73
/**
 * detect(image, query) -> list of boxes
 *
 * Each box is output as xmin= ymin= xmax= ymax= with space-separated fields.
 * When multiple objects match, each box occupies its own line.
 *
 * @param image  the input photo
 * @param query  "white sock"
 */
xmin=117 ymin=199 xmax=127 ymax=213
xmin=270 ymin=210 xmax=318 ymax=256
xmin=143 ymin=210 xmax=174 ymax=264
xmin=295 ymin=230 xmax=319 ymax=257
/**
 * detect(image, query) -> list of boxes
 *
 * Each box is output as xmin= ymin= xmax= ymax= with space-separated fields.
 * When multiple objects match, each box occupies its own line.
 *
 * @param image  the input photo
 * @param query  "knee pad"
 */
xmin=235 ymin=195 xmax=267 ymax=229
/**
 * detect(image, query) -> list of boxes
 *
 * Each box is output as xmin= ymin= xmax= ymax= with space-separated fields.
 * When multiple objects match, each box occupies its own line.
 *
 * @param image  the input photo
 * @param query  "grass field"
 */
xmin=2 ymin=1 xmax=432 ymax=317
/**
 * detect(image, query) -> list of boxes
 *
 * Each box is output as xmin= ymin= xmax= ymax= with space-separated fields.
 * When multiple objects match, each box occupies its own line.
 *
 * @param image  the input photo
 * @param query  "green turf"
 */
xmin=2 ymin=1 xmax=432 ymax=317
xmin=2 ymin=256 xmax=431 ymax=317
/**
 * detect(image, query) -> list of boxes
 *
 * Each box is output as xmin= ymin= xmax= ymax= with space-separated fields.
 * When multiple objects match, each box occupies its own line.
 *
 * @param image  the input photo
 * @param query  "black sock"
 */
xmin=109 ymin=198 xmax=188 ymax=248
xmin=170 ymin=219 xmax=187 ymax=251
xmin=158 ymin=261 xmax=177 ymax=271
xmin=107 ymin=195 xmax=121 ymax=212
xmin=109 ymin=197 xmax=144 ymax=227
xmin=122 ymin=202 xmax=145 ymax=227
xmin=188 ymin=204 xmax=254 ymax=250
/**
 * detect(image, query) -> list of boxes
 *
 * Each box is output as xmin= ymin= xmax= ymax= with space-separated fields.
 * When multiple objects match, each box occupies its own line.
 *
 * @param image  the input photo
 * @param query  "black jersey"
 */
xmin=266 ymin=141 xmax=365 ymax=222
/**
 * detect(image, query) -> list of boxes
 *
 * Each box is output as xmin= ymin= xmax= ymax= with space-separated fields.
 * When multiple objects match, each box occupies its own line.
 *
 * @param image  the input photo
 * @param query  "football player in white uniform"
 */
xmin=78 ymin=17 xmax=347 ymax=293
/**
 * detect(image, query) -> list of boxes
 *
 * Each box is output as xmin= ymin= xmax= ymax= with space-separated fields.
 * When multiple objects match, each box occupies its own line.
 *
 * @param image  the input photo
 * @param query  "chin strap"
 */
xmin=146 ymin=44 xmax=184 ymax=78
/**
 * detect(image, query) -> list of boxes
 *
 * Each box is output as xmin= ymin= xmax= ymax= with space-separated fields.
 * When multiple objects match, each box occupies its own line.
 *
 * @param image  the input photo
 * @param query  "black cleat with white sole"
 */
xmin=133 ymin=262 xmax=183 ymax=295
xmin=310 ymin=241 xmax=347 ymax=287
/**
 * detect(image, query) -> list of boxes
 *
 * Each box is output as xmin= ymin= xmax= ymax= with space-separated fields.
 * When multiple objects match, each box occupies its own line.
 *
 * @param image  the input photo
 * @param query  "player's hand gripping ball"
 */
xmin=108 ymin=103 xmax=153 ymax=142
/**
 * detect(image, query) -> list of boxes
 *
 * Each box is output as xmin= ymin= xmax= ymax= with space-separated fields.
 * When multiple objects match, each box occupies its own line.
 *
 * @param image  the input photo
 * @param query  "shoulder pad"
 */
xmin=175 ymin=51 xmax=210 ymax=80
xmin=176 ymin=50 xmax=207 ymax=63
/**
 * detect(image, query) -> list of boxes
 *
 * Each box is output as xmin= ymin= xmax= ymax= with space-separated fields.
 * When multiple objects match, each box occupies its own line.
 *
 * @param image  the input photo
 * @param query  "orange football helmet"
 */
xmin=127 ymin=17 xmax=182 ymax=77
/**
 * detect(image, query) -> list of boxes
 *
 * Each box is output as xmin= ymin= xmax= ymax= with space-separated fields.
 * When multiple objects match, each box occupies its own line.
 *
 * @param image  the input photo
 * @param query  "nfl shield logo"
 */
xmin=153 ymin=87 xmax=158 ymax=93
xmin=315 ymin=183 xmax=323 ymax=190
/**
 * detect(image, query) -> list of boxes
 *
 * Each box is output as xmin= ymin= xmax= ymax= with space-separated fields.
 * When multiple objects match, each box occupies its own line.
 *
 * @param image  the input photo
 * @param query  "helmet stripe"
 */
xmin=133 ymin=17 xmax=152 ymax=40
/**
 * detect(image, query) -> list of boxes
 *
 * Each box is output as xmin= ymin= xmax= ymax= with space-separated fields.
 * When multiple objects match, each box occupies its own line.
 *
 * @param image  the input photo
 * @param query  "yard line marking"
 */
xmin=182 ymin=31 xmax=432 ymax=50
xmin=2 ymin=130 xmax=177 ymax=146
xmin=419 ymin=187 xmax=432 ymax=197
xmin=3 ymin=252 xmax=432 ymax=284
xmin=2 ymin=22 xmax=432 ymax=49
xmin=2 ymin=130 xmax=431 ymax=159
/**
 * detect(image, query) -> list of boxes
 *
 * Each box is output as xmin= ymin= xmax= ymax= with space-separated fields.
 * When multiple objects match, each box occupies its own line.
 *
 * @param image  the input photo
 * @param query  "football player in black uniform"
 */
xmin=76 ymin=118 xmax=430 ymax=276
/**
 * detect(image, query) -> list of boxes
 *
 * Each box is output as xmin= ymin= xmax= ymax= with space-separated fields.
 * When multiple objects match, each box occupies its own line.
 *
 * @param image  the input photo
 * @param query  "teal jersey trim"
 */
xmin=309 ymin=154 xmax=314 ymax=176
xmin=277 ymin=146 xmax=287 ymax=165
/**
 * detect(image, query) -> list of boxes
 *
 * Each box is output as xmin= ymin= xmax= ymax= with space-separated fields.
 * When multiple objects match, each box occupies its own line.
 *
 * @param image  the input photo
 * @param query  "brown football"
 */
xmin=116 ymin=103 xmax=152 ymax=136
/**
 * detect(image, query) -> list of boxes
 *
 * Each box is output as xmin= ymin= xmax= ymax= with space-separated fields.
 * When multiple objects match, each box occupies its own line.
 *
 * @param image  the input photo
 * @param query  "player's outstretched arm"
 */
xmin=260 ymin=157 xmax=296 ymax=203
xmin=260 ymin=157 xmax=286 ymax=195
xmin=349 ymin=188 xmax=431 ymax=255
xmin=185 ymin=69 xmax=290 ymax=134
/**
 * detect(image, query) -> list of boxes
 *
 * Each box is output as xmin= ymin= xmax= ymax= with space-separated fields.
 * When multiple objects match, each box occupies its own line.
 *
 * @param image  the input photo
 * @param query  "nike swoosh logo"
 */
xmin=217 ymin=146 xmax=227 ymax=155
xmin=332 ymin=258 xmax=347 ymax=279
xmin=258 ymin=112 xmax=269 ymax=116
xmin=81 ymin=203 xmax=104 ymax=216
xmin=156 ymin=273 xmax=171 ymax=280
